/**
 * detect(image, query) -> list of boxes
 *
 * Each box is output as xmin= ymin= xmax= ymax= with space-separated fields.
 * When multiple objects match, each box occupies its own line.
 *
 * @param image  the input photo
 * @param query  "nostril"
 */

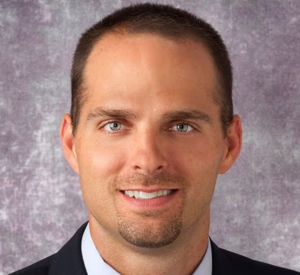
xmin=130 ymin=152 xmax=168 ymax=173
xmin=132 ymin=164 xmax=165 ymax=173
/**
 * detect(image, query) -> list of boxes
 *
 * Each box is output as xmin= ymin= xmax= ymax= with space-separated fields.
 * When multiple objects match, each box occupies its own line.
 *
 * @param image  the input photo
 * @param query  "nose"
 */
xmin=129 ymin=129 xmax=168 ymax=175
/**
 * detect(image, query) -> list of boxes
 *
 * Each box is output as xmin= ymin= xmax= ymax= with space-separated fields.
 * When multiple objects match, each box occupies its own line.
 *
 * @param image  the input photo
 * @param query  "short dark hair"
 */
xmin=71 ymin=3 xmax=233 ymax=136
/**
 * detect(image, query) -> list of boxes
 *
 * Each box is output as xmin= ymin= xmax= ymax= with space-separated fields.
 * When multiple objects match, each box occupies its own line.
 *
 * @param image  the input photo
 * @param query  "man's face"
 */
xmin=66 ymin=34 xmax=235 ymax=248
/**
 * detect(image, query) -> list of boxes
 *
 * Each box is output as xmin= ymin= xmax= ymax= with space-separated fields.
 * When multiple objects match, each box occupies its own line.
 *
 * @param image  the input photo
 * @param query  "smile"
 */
xmin=123 ymin=190 xmax=175 ymax=200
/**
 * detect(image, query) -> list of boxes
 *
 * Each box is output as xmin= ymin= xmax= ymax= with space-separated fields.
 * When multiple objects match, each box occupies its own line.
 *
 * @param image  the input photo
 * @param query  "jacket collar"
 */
xmin=49 ymin=222 xmax=232 ymax=275
xmin=210 ymin=238 xmax=235 ymax=275
xmin=49 ymin=222 xmax=88 ymax=275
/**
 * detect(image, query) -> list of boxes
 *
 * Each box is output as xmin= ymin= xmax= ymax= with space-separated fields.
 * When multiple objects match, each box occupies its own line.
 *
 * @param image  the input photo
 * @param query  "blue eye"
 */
xmin=104 ymin=122 xmax=122 ymax=131
xmin=173 ymin=124 xmax=193 ymax=132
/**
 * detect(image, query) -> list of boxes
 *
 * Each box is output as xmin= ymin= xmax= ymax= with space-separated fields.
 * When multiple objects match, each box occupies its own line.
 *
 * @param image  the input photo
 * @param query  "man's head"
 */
xmin=70 ymin=3 xmax=233 ymax=136
xmin=61 ymin=3 xmax=241 ymax=251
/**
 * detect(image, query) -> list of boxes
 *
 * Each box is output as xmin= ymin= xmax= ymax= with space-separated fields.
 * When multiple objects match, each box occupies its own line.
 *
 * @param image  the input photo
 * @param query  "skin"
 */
xmin=61 ymin=33 xmax=242 ymax=275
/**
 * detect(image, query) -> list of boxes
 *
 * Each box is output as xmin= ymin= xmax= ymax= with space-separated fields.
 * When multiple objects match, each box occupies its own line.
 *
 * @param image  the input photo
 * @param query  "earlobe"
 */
xmin=60 ymin=114 xmax=79 ymax=174
xmin=218 ymin=115 xmax=242 ymax=174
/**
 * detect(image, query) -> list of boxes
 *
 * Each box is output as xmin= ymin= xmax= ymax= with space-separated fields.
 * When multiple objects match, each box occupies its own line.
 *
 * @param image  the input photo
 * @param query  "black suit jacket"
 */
xmin=10 ymin=223 xmax=300 ymax=275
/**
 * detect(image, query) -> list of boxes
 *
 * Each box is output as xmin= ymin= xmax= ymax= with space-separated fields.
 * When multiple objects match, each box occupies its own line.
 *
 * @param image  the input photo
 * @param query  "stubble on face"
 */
xmin=112 ymin=173 xmax=188 ymax=248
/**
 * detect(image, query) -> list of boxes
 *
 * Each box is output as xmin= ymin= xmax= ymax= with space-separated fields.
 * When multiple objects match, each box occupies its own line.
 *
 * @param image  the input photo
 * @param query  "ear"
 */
xmin=60 ymin=113 xmax=79 ymax=174
xmin=219 ymin=115 xmax=242 ymax=174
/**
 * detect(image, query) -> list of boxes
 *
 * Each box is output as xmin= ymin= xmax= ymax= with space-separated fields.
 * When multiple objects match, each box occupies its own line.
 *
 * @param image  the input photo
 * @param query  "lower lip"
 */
xmin=119 ymin=190 xmax=179 ymax=209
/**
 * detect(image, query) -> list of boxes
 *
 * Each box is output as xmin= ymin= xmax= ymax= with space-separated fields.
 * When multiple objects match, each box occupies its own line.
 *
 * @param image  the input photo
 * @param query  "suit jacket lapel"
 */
xmin=49 ymin=222 xmax=88 ymax=275
xmin=210 ymin=239 xmax=235 ymax=275
xmin=48 ymin=223 xmax=236 ymax=275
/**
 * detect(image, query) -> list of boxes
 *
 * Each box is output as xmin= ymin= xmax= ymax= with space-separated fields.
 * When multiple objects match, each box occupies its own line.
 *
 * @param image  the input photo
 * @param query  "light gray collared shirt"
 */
xmin=81 ymin=223 xmax=212 ymax=275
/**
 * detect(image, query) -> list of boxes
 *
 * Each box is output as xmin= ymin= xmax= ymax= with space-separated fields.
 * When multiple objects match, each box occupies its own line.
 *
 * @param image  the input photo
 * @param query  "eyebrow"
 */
xmin=86 ymin=108 xmax=212 ymax=124
xmin=86 ymin=108 xmax=137 ymax=121
xmin=163 ymin=110 xmax=212 ymax=124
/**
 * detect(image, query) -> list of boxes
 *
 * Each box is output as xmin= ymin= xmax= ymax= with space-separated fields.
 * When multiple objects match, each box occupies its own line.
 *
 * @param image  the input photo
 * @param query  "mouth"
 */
xmin=122 ymin=190 xmax=176 ymax=200
xmin=119 ymin=188 xmax=179 ymax=209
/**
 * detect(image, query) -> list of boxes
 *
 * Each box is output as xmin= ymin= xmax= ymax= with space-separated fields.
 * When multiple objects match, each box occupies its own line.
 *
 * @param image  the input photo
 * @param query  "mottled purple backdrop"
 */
xmin=1 ymin=0 xmax=300 ymax=274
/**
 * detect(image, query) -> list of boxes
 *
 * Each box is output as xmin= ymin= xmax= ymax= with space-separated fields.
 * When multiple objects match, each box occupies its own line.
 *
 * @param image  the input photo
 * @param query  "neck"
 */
xmin=89 ymin=214 xmax=210 ymax=275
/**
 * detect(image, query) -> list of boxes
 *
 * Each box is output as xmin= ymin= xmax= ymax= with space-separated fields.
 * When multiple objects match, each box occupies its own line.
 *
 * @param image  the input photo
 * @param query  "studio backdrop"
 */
xmin=0 ymin=0 xmax=300 ymax=274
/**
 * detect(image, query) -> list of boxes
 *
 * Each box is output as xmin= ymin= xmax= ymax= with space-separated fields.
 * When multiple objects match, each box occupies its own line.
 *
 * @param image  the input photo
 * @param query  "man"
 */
xmin=11 ymin=3 xmax=299 ymax=275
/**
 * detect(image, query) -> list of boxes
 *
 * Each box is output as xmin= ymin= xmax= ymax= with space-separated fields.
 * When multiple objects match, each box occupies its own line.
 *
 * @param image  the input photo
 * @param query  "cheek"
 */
xmin=77 ymin=140 xmax=127 ymax=179
xmin=170 ymin=142 xmax=221 ymax=178
xmin=76 ymin=142 xmax=127 ymax=221
xmin=76 ymin=140 xmax=128 ymax=209
xmin=171 ymin=143 xmax=221 ymax=211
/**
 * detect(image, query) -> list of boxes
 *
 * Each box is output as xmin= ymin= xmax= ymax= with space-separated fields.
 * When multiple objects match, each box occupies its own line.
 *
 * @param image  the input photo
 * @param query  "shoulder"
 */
xmin=220 ymin=247 xmax=299 ymax=274
xmin=9 ymin=222 xmax=88 ymax=275
xmin=210 ymin=240 xmax=299 ymax=275
xmin=9 ymin=255 xmax=54 ymax=275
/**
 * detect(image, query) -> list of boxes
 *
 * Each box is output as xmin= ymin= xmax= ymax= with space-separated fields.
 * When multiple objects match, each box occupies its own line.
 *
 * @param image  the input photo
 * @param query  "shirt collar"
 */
xmin=81 ymin=223 xmax=212 ymax=275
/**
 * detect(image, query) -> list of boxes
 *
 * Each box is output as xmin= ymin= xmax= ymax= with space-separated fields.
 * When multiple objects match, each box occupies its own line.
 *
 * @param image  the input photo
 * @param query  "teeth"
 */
xmin=124 ymin=190 xmax=172 ymax=200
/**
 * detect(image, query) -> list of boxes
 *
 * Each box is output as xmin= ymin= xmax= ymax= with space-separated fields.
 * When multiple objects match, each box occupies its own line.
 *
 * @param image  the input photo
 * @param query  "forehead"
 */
xmin=82 ymin=33 xmax=217 ymax=112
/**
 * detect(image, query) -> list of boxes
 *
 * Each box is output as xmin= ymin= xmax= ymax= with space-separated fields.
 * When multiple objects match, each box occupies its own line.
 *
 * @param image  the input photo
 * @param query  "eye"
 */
xmin=172 ymin=123 xmax=193 ymax=132
xmin=104 ymin=122 xmax=122 ymax=131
